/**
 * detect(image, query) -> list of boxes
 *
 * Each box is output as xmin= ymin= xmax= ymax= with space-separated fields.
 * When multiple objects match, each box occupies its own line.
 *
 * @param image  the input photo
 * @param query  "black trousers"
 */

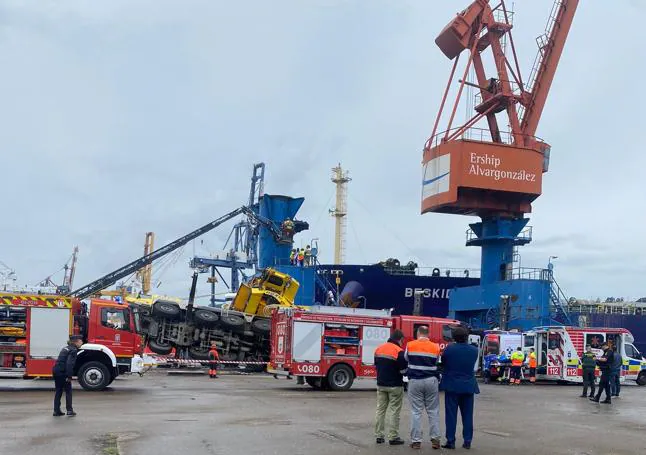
xmin=510 ymin=366 xmax=522 ymax=381
xmin=53 ymin=374 xmax=73 ymax=412
xmin=581 ymin=369 xmax=595 ymax=396
xmin=595 ymin=373 xmax=611 ymax=401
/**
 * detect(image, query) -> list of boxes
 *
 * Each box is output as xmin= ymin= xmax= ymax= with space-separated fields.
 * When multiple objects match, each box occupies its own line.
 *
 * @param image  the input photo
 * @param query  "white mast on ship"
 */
xmin=330 ymin=164 xmax=351 ymax=264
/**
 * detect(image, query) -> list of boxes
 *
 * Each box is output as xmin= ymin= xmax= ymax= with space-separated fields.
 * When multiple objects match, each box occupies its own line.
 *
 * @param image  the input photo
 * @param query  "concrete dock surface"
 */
xmin=0 ymin=372 xmax=644 ymax=455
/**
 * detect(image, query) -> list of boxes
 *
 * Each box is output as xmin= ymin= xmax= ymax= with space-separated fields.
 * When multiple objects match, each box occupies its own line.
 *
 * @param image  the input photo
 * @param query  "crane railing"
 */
xmin=526 ymin=0 xmax=563 ymax=96
xmin=425 ymin=127 xmax=544 ymax=149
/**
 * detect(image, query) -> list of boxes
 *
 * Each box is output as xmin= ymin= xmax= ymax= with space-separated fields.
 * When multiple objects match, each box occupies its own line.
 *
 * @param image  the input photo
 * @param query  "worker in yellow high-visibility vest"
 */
xmin=510 ymin=347 xmax=525 ymax=385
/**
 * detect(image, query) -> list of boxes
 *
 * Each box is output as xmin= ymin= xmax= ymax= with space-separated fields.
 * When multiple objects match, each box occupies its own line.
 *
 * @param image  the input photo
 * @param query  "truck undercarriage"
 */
xmin=139 ymin=300 xmax=271 ymax=367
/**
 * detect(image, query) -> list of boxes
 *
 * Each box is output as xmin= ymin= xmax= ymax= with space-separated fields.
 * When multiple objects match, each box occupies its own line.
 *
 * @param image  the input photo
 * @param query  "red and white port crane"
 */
xmin=421 ymin=0 xmax=579 ymax=328
xmin=423 ymin=0 xmax=578 ymax=216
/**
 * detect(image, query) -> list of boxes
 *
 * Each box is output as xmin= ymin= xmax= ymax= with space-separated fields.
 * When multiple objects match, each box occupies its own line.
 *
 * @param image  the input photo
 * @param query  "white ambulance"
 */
xmin=528 ymin=326 xmax=646 ymax=385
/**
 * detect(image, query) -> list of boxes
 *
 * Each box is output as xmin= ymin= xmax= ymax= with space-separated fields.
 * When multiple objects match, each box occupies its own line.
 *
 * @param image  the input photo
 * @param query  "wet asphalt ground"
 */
xmin=0 ymin=371 xmax=644 ymax=455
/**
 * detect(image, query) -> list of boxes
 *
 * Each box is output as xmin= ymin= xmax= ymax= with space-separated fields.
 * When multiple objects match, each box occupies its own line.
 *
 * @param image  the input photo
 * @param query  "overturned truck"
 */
xmin=138 ymin=268 xmax=299 ymax=365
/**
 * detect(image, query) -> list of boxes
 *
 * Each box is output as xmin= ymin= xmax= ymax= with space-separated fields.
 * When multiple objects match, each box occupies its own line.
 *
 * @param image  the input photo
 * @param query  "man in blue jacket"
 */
xmin=440 ymin=326 xmax=480 ymax=450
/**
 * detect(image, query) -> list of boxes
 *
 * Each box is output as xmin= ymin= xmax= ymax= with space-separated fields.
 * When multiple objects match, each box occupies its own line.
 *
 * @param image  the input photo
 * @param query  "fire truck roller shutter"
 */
xmin=29 ymin=307 xmax=71 ymax=358
xmin=293 ymin=322 xmax=323 ymax=362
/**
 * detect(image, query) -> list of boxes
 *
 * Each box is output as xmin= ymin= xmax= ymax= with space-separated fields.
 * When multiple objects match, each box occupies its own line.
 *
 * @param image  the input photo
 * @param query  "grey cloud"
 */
xmin=0 ymin=1 xmax=643 ymax=302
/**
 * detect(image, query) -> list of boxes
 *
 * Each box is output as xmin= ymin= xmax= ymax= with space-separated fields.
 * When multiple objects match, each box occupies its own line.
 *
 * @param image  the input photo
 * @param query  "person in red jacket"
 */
xmin=208 ymin=342 xmax=219 ymax=379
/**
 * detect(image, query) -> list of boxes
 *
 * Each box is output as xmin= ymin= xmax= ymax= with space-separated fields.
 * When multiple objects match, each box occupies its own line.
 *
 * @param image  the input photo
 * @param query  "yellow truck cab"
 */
xmin=231 ymin=268 xmax=300 ymax=316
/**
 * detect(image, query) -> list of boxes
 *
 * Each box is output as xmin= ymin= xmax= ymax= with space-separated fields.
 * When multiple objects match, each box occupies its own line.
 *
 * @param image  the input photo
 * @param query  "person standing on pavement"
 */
xmin=53 ymin=335 xmax=83 ymax=417
xmin=373 ymin=330 xmax=407 ymax=446
xmin=609 ymin=341 xmax=622 ymax=398
xmin=527 ymin=348 xmax=537 ymax=384
xmin=208 ymin=342 xmax=220 ymax=378
xmin=405 ymin=326 xmax=441 ymax=450
xmin=580 ymin=345 xmax=597 ymax=398
xmin=591 ymin=342 xmax=614 ymax=404
xmin=440 ymin=326 xmax=480 ymax=450
xmin=509 ymin=347 xmax=524 ymax=385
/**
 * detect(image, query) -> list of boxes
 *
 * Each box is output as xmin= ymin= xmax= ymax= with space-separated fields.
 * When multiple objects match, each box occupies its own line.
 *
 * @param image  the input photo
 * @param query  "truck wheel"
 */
xmin=194 ymin=309 xmax=220 ymax=327
xmin=637 ymin=371 xmax=646 ymax=386
xmin=153 ymin=301 xmax=181 ymax=320
xmin=221 ymin=313 xmax=245 ymax=331
xmin=327 ymin=364 xmax=354 ymax=391
xmin=251 ymin=317 xmax=271 ymax=333
xmin=188 ymin=346 xmax=210 ymax=360
xmin=148 ymin=340 xmax=173 ymax=355
xmin=78 ymin=361 xmax=111 ymax=391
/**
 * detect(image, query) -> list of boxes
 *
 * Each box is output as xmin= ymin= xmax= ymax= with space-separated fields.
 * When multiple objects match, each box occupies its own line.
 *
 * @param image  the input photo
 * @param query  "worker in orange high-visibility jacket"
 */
xmin=527 ymin=348 xmax=537 ymax=383
xmin=208 ymin=342 xmax=219 ymax=378
xmin=374 ymin=330 xmax=407 ymax=446
xmin=509 ymin=347 xmax=525 ymax=385
xmin=406 ymin=326 xmax=442 ymax=450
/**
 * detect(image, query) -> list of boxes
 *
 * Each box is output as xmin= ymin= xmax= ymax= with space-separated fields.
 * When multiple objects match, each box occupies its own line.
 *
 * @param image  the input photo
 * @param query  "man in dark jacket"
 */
xmin=610 ymin=342 xmax=622 ymax=397
xmin=580 ymin=345 xmax=597 ymax=398
xmin=591 ymin=342 xmax=614 ymax=404
xmin=440 ymin=327 xmax=480 ymax=450
xmin=53 ymin=335 xmax=83 ymax=416
xmin=374 ymin=330 xmax=407 ymax=446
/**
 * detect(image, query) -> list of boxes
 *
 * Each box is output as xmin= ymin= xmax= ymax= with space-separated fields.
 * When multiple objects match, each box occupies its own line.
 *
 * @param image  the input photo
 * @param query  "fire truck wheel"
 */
xmin=148 ymin=340 xmax=173 ymax=355
xmin=153 ymin=301 xmax=181 ymax=320
xmin=194 ymin=309 xmax=220 ymax=327
xmin=78 ymin=361 xmax=111 ymax=391
xmin=327 ymin=364 xmax=354 ymax=391
xmin=251 ymin=317 xmax=271 ymax=333
xmin=637 ymin=372 xmax=646 ymax=386
xmin=221 ymin=314 xmax=245 ymax=331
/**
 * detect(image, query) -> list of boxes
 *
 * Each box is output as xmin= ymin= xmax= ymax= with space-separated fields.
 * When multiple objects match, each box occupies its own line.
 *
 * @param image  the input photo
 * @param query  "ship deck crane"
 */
xmin=61 ymin=246 xmax=79 ymax=293
xmin=69 ymin=205 xmax=288 ymax=300
xmin=191 ymin=163 xmax=266 ymax=303
xmin=422 ymin=0 xmax=578 ymax=328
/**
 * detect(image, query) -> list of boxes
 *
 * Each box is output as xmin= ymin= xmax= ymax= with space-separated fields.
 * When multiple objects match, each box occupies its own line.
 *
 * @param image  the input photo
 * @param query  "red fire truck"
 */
xmin=0 ymin=293 xmax=143 ymax=390
xmin=267 ymin=306 xmax=468 ymax=391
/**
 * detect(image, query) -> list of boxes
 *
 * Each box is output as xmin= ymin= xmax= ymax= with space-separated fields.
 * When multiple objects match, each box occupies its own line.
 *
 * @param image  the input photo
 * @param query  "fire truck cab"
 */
xmin=0 ymin=294 xmax=143 ymax=391
xmin=268 ymin=306 xmax=467 ymax=391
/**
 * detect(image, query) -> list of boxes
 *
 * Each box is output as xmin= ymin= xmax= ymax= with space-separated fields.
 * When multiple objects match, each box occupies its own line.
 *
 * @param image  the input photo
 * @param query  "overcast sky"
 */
xmin=0 ymin=1 xmax=644 ymax=303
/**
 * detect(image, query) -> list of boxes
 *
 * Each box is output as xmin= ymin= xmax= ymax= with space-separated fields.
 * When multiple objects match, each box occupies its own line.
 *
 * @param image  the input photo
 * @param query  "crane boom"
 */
xmin=70 ymin=206 xmax=262 ymax=299
xmin=520 ymin=0 xmax=579 ymax=137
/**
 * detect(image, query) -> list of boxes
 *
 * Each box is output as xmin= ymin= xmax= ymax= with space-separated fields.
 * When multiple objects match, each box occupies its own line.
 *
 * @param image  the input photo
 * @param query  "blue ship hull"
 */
xmin=316 ymin=264 xmax=479 ymax=317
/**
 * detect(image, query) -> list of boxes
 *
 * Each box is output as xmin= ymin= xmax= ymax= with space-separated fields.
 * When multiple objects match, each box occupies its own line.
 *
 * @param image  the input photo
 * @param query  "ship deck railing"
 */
xmin=384 ymin=267 xmax=480 ymax=279
xmin=567 ymin=303 xmax=646 ymax=316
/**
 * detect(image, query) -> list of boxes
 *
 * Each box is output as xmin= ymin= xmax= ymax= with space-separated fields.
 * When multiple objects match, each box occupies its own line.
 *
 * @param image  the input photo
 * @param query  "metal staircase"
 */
xmin=517 ymin=0 xmax=564 ymax=122
xmin=548 ymin=271 xmax=573 ymax=325
xmin=311 ymin=258 xmax=341 ymax=306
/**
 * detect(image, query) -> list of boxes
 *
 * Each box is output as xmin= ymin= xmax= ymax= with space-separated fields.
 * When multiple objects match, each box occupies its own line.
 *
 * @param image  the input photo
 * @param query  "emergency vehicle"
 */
xmin=267 ymin=306 xmax=468 ymax=391
xmin=478 ymin=327 xmax=646 ymax=386
xmin=478 ymin=330 xmax=528 ymax=382
xmin=0 ymin=293 xmax=144 ymax=390
xmin=528 ymin=326 xmax=646 ymax=386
